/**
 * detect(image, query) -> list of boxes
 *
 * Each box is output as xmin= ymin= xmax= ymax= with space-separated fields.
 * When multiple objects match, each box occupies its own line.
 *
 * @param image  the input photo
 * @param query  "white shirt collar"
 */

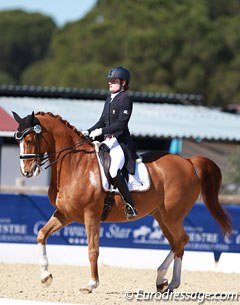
xmin=111 ymin=90 xmax=123 ymax=101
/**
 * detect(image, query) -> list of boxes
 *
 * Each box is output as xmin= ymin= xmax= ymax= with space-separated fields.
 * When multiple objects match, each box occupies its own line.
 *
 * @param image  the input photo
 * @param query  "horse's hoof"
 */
xmin=79 ymin=287 xmax=93 ymax=294
xmin=156 ymin=279 xmax=168 ymax=293
xmin=41 ymin=274 xmax=53 ymax=287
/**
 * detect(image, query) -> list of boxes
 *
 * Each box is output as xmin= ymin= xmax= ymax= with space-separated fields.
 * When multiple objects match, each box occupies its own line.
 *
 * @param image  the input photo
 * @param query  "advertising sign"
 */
xmin=0 ymin=194 xmax=239 ymax=256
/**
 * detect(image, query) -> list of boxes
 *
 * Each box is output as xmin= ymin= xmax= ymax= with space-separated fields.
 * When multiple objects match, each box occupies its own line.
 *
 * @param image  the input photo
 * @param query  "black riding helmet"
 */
xmin=107 ymin=66 xmax=131 ymax=84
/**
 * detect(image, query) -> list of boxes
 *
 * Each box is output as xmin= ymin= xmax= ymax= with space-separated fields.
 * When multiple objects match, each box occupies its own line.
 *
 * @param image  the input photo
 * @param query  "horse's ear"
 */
xmin=12 ymin=111 xmax=22 ymax=123
xmin=31 ymin=111 xmax=35 ymax=124
xmin=31 ymin=111 xmax=40 ymax=125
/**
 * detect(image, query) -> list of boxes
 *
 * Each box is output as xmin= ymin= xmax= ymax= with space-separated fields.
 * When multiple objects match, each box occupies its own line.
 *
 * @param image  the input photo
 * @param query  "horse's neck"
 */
xmin=39 ymin=115 xmax=84 ymax=166
xmin=53 ymin=127 xmax=77 ymax=151
xmin=43 ymin=119 xmax=78 ymax=153
xmin=44 ymin=120 xmax=81 ymax=190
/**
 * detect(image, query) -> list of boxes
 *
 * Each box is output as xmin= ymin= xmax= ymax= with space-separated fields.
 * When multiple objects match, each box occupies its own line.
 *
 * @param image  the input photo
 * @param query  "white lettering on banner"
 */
xmin=132 ymin=221 xmax=169 ymax=245
xmin=63 ymin=226 xmax=104 ymax=238
xmin=33 ymin=221 xmax=60 ymax=236
xmin=223 ymin=229 xmax=239 ymax=244
xmin=133 ymin=225 xmax=151 ymax=238
xmin=33 ymin=221 xmax=46 ymax=235
xmin=188 ymin=232 xmax=218 ymax=243
xmin=186 ymin=243 xmax=229 ymax=251
xmin=0 ymin=224 xmax=27 ymax=234
xmin=105 ymin=224 xmax=132 ymax=239
xmin=224 ymin=235 xmax=232 ymax=244
xmin=0 ymin=234 xmax=36 ymax=242
xmin=68 ymin=237 xmax=87 ymax=245
xmin=33 ymin=222 xmax=107 ymax=244
xmin=0 ymin=218 xmax=11 ymax=223
xmin=64 ymin=226 xmax=86 ymax=237
xmin=185 ymin=225 xmax=203 ymax=232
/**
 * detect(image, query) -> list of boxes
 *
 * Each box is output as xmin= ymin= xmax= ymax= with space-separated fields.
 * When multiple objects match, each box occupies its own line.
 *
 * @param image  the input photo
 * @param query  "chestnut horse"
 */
xmin=13 ymin=111 xmax=231 ymax=293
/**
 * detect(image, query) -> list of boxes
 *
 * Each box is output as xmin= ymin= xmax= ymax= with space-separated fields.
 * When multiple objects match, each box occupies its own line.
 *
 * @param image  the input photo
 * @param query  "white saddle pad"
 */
xmin=93 ymin=141 xmax=151 ymax=193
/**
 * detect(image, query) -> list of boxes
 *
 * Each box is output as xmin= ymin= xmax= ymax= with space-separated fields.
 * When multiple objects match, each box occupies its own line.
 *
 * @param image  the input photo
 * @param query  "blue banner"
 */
xmin=0 ymin=194 xmax=239 ymax=256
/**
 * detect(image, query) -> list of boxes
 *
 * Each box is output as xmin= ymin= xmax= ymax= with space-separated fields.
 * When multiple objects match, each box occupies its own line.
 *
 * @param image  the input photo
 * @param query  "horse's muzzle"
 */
xmin=21 ymin=161 xmax=41 ymax=178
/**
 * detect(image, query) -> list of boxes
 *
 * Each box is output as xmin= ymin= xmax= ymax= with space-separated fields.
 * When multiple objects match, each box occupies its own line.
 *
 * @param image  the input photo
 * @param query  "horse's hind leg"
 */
xmin=37 ymin=210 xmax=70 ymax=286
xmin=156 ymin=250 xmax=174 ymax=292
xmin=165 ymin=221 xmax=189 ymax=291
xmin=168 ymin=255 xmax=182 ymax=291
xmin=153 ymin=211 xmax=188 ymax=292
xmin=153 ymin=211 xmax=175 ymax=292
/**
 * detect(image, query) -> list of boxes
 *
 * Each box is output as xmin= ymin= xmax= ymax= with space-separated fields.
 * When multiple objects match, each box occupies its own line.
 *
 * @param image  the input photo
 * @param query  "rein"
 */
xmin=42 ymin=138 xmax=93 ymax=170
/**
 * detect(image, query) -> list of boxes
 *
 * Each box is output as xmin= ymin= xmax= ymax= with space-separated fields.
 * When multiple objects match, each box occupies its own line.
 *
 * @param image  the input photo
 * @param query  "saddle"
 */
xmin=97 ymin=143 xmax=112 ymax=187
xmin=93 ymin=141 xmax=150 ymax=221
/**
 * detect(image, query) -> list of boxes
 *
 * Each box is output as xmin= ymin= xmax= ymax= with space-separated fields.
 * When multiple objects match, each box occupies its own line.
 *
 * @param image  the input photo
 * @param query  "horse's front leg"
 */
xmin=37 ymin=210 xmax=70 ymax=286
xmin=80 ymin=212 xmax=101 ymax=293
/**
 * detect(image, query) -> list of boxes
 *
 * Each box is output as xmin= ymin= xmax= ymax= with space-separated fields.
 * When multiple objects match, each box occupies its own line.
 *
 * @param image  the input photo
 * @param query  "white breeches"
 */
xmin=103 ymin=137 xmax=125 ymax=178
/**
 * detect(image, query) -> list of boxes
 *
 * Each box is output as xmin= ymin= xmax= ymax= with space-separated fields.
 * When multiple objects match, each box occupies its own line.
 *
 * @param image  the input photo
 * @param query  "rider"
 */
xmin=81 ymin=66 xmax=137 ymax=219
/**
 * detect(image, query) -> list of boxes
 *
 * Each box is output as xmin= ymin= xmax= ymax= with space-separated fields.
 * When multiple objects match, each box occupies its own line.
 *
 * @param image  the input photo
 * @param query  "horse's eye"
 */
xmin=26 ymin=140 xmax=33 ymax=145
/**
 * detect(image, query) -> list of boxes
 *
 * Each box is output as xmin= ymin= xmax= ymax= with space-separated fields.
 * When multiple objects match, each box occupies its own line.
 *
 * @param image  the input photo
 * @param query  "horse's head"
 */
xmin=13 ymin=111 xmax=44 ymax=178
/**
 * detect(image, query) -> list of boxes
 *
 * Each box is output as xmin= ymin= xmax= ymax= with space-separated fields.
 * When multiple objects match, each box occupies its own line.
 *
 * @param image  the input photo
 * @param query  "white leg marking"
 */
xmin=88 ymin=278 xmax=99 ymax=289
xmin=168 ymin=257 xmax=182 ymax=290
xmin=38 ymin=243 xmax=51 ymax=281
xmin=156 ymin=250 xmax=174 ymax=285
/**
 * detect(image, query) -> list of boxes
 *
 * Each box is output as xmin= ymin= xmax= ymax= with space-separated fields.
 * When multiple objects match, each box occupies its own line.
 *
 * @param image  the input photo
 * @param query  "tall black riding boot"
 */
xmin=113 ymin=170 xmax=137 ymax=220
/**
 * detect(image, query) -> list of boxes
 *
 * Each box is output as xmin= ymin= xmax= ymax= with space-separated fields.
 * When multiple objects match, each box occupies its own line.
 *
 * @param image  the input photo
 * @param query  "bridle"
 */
xmin=14 ymin=124 xmax=44 ymax=161
xmin=14 ymin=124 xmax=93 ymax=170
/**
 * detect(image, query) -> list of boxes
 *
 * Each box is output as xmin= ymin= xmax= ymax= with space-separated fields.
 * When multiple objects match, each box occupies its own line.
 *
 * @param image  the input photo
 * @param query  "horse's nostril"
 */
xmin=25 ymin=172 xmax=32 ymax=178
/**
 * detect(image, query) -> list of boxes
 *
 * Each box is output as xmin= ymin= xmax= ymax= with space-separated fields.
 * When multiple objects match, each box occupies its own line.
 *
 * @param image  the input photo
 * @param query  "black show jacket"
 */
xmin=88 ymin=91 xmax=136 ymax=174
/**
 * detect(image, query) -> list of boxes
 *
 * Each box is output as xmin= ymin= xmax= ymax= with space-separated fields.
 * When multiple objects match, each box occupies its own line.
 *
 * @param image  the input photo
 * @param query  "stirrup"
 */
xmin=125 ymin=203 xmax=137 ymax=220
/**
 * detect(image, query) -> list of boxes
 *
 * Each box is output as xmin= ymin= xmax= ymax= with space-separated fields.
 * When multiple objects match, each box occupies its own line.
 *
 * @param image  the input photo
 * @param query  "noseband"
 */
xmin=14 ymin=125 xmax=44 ymax=161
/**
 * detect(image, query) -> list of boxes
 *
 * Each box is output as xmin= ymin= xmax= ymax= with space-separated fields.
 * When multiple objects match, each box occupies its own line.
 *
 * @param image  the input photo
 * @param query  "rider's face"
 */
xmin=108 ymin=78 xmax=125 ymax=93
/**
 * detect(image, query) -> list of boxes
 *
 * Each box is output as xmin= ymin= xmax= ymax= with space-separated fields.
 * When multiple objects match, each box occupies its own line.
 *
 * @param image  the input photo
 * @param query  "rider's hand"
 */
xmin=89 ymin=128 xmax=102 ymax=140
xmin=81 ymin=130 xmax=89 ymax=137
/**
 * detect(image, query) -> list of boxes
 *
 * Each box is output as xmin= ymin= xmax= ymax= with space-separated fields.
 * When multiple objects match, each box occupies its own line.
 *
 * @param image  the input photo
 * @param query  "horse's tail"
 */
xmin=188 ymin=156 xmax=232 ymax=236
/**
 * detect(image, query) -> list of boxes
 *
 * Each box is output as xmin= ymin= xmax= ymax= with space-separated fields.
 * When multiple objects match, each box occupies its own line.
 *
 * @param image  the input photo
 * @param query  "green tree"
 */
xmin=0 ymin=10 xmax=56 ymax=82
xmin=0 ymin=71 xmax=14 ymax=84
xmin=2 ymin=1 xmax=240 ymax=107
xmin=222 ymin=146 xmax=240 ymax=194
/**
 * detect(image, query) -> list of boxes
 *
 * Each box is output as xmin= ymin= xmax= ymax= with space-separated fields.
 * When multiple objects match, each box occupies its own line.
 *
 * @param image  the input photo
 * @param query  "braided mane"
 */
xmin=36 ymin=111 xmax=82 ymax=137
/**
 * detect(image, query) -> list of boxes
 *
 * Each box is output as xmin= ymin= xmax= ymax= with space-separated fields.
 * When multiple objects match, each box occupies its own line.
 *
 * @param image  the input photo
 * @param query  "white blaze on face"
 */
xmin=19 ymin=138 xmax=41 ymax=177
xmin=19 ymin=141 xmax=25 ymax=174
